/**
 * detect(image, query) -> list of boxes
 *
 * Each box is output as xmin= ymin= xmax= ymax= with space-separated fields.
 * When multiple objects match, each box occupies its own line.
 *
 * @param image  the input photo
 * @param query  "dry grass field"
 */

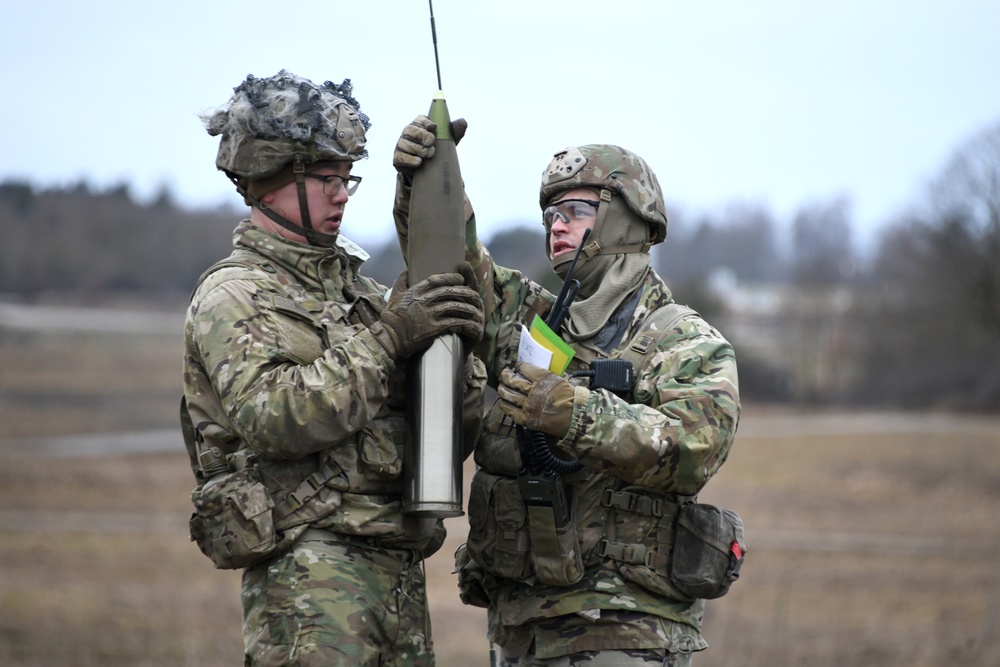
xmin=1 ymin=306 xmax=999 ymax=666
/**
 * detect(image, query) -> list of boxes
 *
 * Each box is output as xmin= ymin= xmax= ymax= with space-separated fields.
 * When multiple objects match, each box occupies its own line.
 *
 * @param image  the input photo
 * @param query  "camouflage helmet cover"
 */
xmin=539 ymin=144 xmax=668 ymax=244
xmin=203 ymin=70 xmax=371 ymax=180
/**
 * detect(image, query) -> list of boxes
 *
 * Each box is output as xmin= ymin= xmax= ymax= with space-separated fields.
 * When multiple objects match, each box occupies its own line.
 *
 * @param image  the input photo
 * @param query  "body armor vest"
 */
xmin=182 ymin=252 xmax=431 ymax=569
xmin=468 ymin=302 xmax=702 ymax=601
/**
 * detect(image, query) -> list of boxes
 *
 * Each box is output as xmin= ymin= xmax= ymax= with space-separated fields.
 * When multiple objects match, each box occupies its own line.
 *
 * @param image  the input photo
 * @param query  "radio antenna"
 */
xmin=428 ymin=0 xmax=443 ymax=90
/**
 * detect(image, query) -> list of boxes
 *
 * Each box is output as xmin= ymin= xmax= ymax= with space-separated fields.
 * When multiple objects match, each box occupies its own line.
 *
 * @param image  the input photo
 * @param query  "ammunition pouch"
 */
xmin=599 ymin=487 xmax=746 ymax=601
xmin=519 ymin=473 xmax=584 ymax=586
xmin=467 ymin=472 xmax=746 ymax=598
xmin=189 ymin=457 xmax=342 ymax=570
xmin=466 ymin=469 xmax=584 ymax=587
xmin=466 ymin=470 xmax=533 ymax=581
xmin=189 ymin=464 xmax=278 ymax=570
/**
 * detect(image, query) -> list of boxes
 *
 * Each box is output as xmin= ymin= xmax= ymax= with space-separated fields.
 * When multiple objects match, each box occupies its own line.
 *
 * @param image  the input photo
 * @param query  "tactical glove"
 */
xmin=497 ymin=361 xmax=576 ymax=439
xmin=454 ymin=542 xmax=491 ymax=608
xmin=393 ymin=115 xmax=468 ymax=175
xmin=370 ymin=270 xmax=484 ymax=361
xmin=450 ymin=117 xmax=468 ymax=144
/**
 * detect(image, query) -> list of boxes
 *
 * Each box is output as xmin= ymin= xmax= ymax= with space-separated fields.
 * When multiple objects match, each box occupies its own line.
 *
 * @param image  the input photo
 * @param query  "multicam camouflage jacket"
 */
xmin=182 ymin=220 xmax=486 ymax=556
xmin=394 ymin=179 xmax=741 ymax=658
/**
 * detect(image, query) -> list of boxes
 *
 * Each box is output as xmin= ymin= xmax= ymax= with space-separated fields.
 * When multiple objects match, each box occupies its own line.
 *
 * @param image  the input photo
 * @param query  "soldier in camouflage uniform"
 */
xmin=182 ymin=72 xmax=487 ymax=667
xmin=392 ymin=118 xmax=741 ymax=666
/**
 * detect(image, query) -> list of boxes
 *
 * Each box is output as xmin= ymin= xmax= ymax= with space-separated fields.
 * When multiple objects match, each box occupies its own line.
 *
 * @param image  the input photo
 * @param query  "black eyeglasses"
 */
xmin=303 ymin=173 xmax=362 ymax=197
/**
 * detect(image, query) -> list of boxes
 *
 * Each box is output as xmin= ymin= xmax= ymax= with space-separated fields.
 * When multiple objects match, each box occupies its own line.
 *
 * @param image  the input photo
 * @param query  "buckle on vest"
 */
xmin=650 ymin=498 xmax=663 ymax=517
xmin=597 ymin=539 xmax=650 ymax=565
xmin=277 ymin=464 xmax=340 ymax=520
xmin=595 ymin=538 xmax=616 ymax=559
xmin=601 ymin=489 xmax=663 ymax=517
xmin=601 ymin=489 xmax=634 ymax=511
xmin=285 ymin=474 xmax=323 ymax=512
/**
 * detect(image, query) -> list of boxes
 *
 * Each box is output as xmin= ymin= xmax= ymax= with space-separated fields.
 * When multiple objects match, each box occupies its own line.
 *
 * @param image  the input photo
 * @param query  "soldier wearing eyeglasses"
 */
xmin=393 ymin=119 xmax=741 ymax=667
xmin=181 ymin=71 xmax=488 ymax=667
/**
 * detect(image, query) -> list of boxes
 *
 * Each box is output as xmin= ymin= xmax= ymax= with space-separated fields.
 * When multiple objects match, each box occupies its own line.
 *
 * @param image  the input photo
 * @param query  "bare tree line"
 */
xmin=2 ymin=121 xmax=997 ymax=410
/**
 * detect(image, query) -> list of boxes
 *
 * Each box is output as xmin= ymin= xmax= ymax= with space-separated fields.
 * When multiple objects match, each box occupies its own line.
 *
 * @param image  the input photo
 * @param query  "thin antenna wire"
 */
xmin=429 ymin=0 xmax=443 ymax=90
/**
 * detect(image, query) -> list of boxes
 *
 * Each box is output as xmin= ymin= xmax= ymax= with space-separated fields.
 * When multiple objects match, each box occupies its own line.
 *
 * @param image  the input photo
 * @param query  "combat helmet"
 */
xmin=539 ymin=145 xmax=667 ymax=267
xmin=202 ymin=70 xmax=371 ymax=246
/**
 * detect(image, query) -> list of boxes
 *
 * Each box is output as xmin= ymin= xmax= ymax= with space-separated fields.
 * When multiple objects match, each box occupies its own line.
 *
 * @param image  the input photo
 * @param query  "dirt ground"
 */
xmin=1 ymin=316 xmax=999 ymax=666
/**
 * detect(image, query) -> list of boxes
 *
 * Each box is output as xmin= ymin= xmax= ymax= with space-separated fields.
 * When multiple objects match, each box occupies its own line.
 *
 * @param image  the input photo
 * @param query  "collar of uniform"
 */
xmin=335 ymin=235 xmax=370 ymax=275
xmin=234 ymin=220 xmax=352 ymax=294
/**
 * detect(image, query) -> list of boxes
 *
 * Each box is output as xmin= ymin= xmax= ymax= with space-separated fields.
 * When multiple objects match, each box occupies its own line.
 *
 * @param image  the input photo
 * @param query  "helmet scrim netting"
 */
xmin=202 ymin=70 xmax=371 ymax=181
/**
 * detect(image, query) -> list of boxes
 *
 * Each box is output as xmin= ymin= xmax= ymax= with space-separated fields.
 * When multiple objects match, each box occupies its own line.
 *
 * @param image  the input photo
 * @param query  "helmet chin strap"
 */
xmin=227 ymin=166 xmax=340 ymax=247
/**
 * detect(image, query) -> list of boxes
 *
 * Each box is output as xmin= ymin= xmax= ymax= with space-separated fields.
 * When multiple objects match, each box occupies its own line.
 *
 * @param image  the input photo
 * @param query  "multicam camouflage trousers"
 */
xmin=498 ymin=649 xmax=690 ymax=667
xmin=242 ymin=528 xmax=434 ymax=666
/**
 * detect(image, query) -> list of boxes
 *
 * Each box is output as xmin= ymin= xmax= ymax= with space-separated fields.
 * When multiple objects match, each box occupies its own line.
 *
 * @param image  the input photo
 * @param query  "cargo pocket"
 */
xmin=256 ymin=292 xmax=326 ymax=365
xmin=358 ymin=421 xmax=404 ymax=480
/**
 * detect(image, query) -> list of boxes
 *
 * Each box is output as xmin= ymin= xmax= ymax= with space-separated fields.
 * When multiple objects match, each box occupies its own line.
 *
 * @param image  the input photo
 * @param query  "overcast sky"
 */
xmin=4 ymin=0 xmax=999 ymax=252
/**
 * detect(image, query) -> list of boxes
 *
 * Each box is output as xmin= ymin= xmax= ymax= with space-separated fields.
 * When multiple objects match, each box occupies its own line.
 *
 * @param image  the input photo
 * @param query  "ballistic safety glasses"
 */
xmin=542 ymin=198 xmax=600 ymax=230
